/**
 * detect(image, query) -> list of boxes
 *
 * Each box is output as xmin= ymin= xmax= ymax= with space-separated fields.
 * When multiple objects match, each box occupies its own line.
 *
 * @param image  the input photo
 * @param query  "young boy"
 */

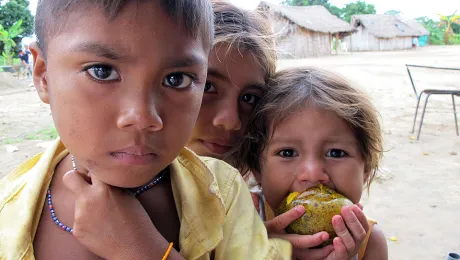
xmin=0 ymin=0 xmax=291 ymax=259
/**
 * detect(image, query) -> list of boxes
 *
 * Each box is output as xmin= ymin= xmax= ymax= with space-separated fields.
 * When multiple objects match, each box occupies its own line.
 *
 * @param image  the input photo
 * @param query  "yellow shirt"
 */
xmin=0 ymin=139 xmax=291 ymax=260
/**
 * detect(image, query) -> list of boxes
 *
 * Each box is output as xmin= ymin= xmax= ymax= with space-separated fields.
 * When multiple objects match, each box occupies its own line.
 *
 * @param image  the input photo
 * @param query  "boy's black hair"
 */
xmin=35 ymin=0 xmax=214 ymax=56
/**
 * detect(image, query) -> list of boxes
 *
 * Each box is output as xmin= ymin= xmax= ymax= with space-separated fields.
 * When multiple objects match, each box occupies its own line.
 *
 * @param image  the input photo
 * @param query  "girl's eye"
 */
xmin=204 ymin=82 xmax=217 ymax=93
xmin=277 ymin=149 xmax=298 ymax=158
xmin=326 ymin=149 xmax=348 ymax=158
xmin=240 ymin=94 xmax=260 ymax=106
xmin=86 ymin=65 xmax=120 ymax=81
xmin=163 ymin=73 xmax=194 ymax=89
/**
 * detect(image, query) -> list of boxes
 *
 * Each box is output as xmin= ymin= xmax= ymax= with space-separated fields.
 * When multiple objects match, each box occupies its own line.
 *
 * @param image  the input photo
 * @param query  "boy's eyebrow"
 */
xmin=67 ymin=43 xmax=207 ymax=67
xmin=69 ymin=42 xmax=125 ymax=60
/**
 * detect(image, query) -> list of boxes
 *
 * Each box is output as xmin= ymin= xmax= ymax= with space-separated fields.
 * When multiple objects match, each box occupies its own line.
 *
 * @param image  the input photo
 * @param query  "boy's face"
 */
xmin=257 ymin=105 xmax=369 ymax=211
xmin=30 ymin=1 xmax=208 ymax=188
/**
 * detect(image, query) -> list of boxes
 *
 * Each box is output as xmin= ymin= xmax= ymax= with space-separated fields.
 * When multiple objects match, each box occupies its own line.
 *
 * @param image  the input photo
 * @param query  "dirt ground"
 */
xmin=1 ymin=46 xmax=459 ymax=259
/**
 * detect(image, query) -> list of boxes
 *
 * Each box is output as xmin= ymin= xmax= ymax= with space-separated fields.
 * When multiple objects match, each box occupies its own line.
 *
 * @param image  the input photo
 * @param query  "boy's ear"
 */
xmin=29 ymin=42 xmax=50 ymax=104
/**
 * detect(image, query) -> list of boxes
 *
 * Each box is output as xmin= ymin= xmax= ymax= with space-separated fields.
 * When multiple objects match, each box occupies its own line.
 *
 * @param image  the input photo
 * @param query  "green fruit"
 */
xmin=276 ymin=185 xmax=353 ymax=246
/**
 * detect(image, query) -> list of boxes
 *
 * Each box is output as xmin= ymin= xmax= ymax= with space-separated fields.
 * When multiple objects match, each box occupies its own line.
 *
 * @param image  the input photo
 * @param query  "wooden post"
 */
xmin=350 ymin=32 xmax=353 ymax=54
xmin=335 ymin=33 xmax=340 ymax=55
xmin=329 ymin=33 xmax=333 ymax=55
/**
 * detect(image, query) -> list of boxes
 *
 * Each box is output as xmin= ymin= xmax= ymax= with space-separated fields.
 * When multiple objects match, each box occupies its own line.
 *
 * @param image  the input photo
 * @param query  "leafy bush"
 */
xmin=452 ymin=34 xmax=460 ymax=44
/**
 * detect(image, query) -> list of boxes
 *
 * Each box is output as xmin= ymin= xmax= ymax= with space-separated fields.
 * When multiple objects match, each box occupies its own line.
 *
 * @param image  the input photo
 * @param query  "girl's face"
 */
xmin=187 ymin=45 xmax=265 ymax=159
xmin=257 ymin=105 xmax=369 ymax=211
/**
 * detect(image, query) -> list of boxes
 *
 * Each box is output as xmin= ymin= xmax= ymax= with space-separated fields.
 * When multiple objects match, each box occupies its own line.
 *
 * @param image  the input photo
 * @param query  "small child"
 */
xmin=0 ymin=0 xmax=291 ymax=259
xmin=235 ymin=67 xmax=388 ymax=260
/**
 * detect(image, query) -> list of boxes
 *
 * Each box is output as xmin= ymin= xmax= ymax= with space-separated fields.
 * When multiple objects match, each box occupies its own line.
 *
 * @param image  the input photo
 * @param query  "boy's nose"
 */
xmin=117 ymin=96 xmax=163 ymax=132
xmin=296 ymin=157 xmax=329 ymax=186
xmin=212 ymin=101 xmax=242 ymax=131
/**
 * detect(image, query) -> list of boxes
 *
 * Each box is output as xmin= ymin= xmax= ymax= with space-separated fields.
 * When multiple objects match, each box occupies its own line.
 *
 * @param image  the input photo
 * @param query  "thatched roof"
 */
xmin=258 ymin=1 xmax=355 ymax=34
xmin=404 ymin=19 xmax=430 ymax=36
xmin=352 ymin=14 xmax=423 ymax=38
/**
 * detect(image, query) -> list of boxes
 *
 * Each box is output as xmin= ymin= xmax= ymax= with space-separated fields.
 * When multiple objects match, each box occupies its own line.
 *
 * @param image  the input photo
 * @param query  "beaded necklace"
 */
xmin=47 ymin=155 xmax=167 ymax=234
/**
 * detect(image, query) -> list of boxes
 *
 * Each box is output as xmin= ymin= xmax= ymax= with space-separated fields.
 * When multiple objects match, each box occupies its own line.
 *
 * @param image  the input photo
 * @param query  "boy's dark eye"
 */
xmin=240 ymin=94 xmax=260 ymax=106
xmin=163 ymin=73 xmax=193 ymax=89
xmin=86 ymin=65 xmax=120 ymax=81
xmin=326 ymin=149 xmax=348 ymax=158
xmin=204 ymin=82 xmax=217 ymax=93
xmin=277 ymin=149 xmax=298 ymax=158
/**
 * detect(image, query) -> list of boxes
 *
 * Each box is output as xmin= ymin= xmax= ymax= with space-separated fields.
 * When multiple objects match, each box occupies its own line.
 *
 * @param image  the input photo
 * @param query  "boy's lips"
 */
xmin=110 ymin=146 xmax=157 ymax=165
xmin=200 ymin=139 xmax=233 ymax=155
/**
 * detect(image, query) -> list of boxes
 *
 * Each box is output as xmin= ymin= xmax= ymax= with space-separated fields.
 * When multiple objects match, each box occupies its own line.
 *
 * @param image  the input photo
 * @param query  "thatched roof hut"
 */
xmin=352 ymin=15 xmax=423 ymax=38
xmin=343 ymin=15 xmax=424 ymax=51
xmin=404 ymin=19 xmax=430 ymax=36
xmin=258 ymin=1 xmax=355 ymax=58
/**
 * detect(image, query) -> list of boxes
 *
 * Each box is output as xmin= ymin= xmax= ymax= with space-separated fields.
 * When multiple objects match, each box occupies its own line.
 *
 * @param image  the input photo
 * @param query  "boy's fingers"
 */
xmin=342 ymin=206 xmax=367 ymax=242
xmin=332 ymin=214 xmax=355 ymax=253
xmin=63 ymin=170 xmax=90 ymax=195
xmin=89 ymin=173 xmax=105 ymax=187
xmin=265 ymin=206 xmax=305 ymax=233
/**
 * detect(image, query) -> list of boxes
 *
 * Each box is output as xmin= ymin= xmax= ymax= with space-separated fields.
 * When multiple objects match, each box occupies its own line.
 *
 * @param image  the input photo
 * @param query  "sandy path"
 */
xmin=1 ymin=46 xmax=459 ymax=259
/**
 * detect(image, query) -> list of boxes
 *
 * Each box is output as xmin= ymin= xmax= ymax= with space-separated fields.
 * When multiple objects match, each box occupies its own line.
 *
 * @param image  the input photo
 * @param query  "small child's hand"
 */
xmin=265 ymin=204 xmax=368 ymax=260
xmin=324 ymin=205 xmax=369 ymax=260
xmin=63 ymin=170 xmax=160 ymax=259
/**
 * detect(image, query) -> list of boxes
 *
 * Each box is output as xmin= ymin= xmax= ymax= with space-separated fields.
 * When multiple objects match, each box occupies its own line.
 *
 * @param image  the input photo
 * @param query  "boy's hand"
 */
xmin=264 ymin=205 xmax=368 ymax=260
xmin=63 ymin=170 xmax=161 ymax=259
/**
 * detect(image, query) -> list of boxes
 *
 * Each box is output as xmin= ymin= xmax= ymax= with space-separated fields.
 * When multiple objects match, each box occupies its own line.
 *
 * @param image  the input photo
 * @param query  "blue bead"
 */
xmin=58 ymin=223 xmax=63 ymax=227
xmin=66 ymin=227 xmax=71 ymax=232
xmin=52 ymin=216 xmax=57 ymax=221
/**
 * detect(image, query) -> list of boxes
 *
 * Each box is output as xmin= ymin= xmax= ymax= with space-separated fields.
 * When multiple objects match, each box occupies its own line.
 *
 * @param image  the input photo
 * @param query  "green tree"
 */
xmin=452 ymin=23 xmax=460 ymax=34
xmin=438 ymin=11 xmax=460 ymax=44
xmin=341 ymin=1 xmax=376 ymax=22
xmin=0 ymin=19 xmax=23 ymax=65
xmin=0 ymin=0 xmax=33 ymax=54
xmin=416 ymin=16 xmax=445 ymax=45
xmin=384 ymin=10 xmax=402 ymax=16
xmin=282 ymin=0 xmax=343 ymax=18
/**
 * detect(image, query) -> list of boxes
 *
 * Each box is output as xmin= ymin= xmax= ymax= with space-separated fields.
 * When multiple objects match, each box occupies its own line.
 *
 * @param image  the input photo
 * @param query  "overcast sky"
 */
xmin=27 ymin=0 xmax=459 ymax=20
xmin=225 ymin=0 xmax=458 ymax=19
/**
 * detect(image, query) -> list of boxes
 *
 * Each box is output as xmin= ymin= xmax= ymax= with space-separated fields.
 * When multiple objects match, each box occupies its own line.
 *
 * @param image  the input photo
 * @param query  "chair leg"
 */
xmin=412 ymin=93 xmax=424 ymax=133
xmin=417 ymin=93 xmax=432 ymax=141
xmin=452 ymin=94 xmax=459 ymax=136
